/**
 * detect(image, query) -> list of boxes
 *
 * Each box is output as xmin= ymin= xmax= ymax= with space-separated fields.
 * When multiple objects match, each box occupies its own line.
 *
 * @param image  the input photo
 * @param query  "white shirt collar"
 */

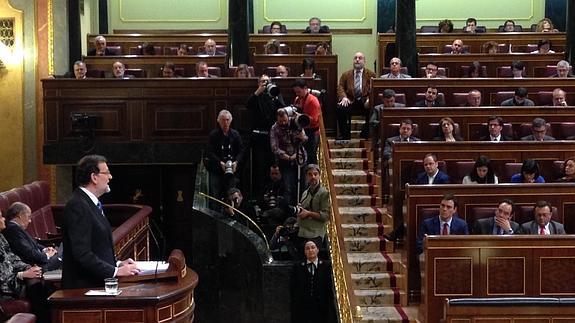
xmin=80 ymin=186 xmax=100 ymax=206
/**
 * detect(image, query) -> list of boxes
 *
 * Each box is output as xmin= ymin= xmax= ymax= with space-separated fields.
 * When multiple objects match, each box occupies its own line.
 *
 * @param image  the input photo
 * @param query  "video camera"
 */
xmin=282 ymin=106 xmax=311 ymax=131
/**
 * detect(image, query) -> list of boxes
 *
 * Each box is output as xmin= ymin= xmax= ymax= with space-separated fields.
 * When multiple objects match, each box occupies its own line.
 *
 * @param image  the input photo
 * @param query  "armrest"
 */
xmin=36 ymin=237 xmax=62 ymax=247
xmin=0 ymin=299 xmax=32 ymax=322
xmin=6 ymin=313 xmax=36 ymax=323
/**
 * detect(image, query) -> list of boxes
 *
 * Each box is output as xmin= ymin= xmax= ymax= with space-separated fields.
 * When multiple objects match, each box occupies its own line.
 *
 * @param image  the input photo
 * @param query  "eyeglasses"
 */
xmin=98 ymin=171 xmax=112 ymax=176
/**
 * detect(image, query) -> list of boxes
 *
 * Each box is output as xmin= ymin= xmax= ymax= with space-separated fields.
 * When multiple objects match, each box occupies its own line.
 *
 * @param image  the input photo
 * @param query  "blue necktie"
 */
xmin=497 ymin=226 xmax=503 ymax=235
xmin=97 ymin=201 xmax=104 ymax=215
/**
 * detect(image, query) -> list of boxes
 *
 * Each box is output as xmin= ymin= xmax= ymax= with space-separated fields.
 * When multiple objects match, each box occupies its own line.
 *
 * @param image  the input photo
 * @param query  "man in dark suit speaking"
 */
xmin=416 ymin=193 xmax=469 ymax=253
xmin=62 ymin=155 xmax=140 ymax=289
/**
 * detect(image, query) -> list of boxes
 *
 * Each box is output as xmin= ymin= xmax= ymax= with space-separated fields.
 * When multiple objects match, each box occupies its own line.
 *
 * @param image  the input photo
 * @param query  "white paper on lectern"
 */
xmin=135 ymin=261 xmax=170 ymax=276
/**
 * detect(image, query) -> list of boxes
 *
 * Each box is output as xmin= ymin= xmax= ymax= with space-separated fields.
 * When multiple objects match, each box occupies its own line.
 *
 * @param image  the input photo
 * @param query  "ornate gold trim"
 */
xmin=47 ymin=0 xmax=53 ymax=75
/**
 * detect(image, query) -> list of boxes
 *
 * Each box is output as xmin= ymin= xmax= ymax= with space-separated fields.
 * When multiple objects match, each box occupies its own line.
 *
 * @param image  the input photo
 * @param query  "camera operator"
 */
xmin=270 ymin=109 xmax=307 ymax=206
xmin=295 ymin=164 xmax=330 ymax=255
xmin=260 ymin=165 xmax=287 ymax=226
xmin=247 ymin=75 xmax=286 ymax=197
xmin=292 ymin=79 xmax=321 ymax=164
xmin=269 ymin=217 xmax=299 ymax=260
xmin=205 ymin=110 xmax=244 ymax=199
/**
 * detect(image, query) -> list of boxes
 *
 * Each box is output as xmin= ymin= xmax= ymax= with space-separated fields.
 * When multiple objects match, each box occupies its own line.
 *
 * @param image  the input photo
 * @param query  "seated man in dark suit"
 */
xmin=382 ymin=118 xmax=420 ymax=161
xmin=87 ymin=35 xmax=113 ymax=56
xmin=520 ymin=200 xmax=565 ymax=235
xmin=415 ymin=85 xmax=444 ymax=107
xmin=417 ymin=193 xmax=469 ymax=253
xmin=414 ymin=153 xmax=451 ymax=184
xmin=474 ymin=199 xmax=521 ymax=235
xmin=520 ymin=117 xmax=555 ymax=141
xmin=480 ymin=115 xmax=513 ymax=141
xmin=500 ymin=87 xmax=535 ymax=106
xmin=197 ymin=39 xmax=226 ymax=56
xmin=303 ymin=17 xmax=330 ymax=34
xmin=195 ymin=61 xmax=218 ymax=78
xmin=2 ymin=202 xmax=61 ymax=272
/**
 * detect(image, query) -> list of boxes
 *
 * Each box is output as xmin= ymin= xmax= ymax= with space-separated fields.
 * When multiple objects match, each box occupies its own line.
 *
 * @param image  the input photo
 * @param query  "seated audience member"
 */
xmin=551 ymin=60 xmax=574 ymax=78
xmin=87 ymin=35 xmax=110 ymax=56
xmin=433 ymin=117 xmax=462 ymax=142
xmin=73 ymin=60 xmax=87 ymax=79
xmin=556 ymin=157 xmax=575 ymax=182
xmin=482 ymin=41 xmax=498 ymax=54
xmin=503 ymin=19 xmax=516 ymax=32
xmin=414 ymin=153 xmax=451 ymax=184
xmin=3 ymin=202 xmax=61 ymax=272
xmin=551 ymin=88 xmax=568 ymax=106
xmin=474 ymin=199 xmax=521 ymax=235
xmin=177 ymin=44 xmax=189 ymax=56
xmin=464 ymin=17 xmax=479 ymax=33
xmin=381 ymin=57 xmax=411 ymax=78
xmin=521 ymin=117 xmax=555 ymax=141
xmin=510 ymin=159 xmax=545 ymax=183
xmin=205 ymin=109 xmax=244 ymax=199
xmin=301 ymin=58 xmax=320 ymax=79
xmin=370 ymin=90 xmax=406 ymax=160
xmin=416 ymin=85 xmax=444 ymax=107
xmin=264 ymin=39 xmax=280 ymax=54
xmin=536 ymin=18 xmax=557 ymax=32
xmin=423 ymin=62 xmax=445 ymax=78
xmin=161 ymin=61 xmax=176 ymax=78
xmin=315 ymin=41 xmax=330 ymax=55
xmin=270 ymin=217 xmax=299 ymax=260
xmin=416 ymin=193 xmax=468 ymax=253
xmin=511 ymin=60 xmax=525 ymax=78
xmin=303 ymin=17 xmax=330 ymax=34
xmin=450 ymin=39 xmax=467 ymax=54
xmin=276 ymin=65 xmax=289 ymax=77
xmin=480 ymin=115 xmax=513 ymax=141
xmin=382 ymin=119 xmax=420 ymax=161
xmin=462 ymin=155 xmax=499 ymax=184
xmin=466 ymin=89 xmax=482 ymax=107
xmin=500 ymin=87 xmax=534 ymax=106
xmin=112 ymin=61 xmax=133 ymax=79
xmin=466 ymin=61 xmax=487 ymax=78
xmin=521 ymin=200 xmax=565 ymax=235
xmin=195 ymin=61 xmax=217 ymax=78
xmin=260 ymin=165 xmax=287 ymax=225
xmin=291 ymin=240 xmax=335 ymax=323
xmin=234 ymin=64 xmax=251 ymax=78
xmin=198 ymin=38 xmax=225 ymax=56
xmin=531 ymin=39 xmax=555 ymax=54
xmin=438 ymin=19 xmax=453 ymax=33
xmin=269 ymin=21 xmax=284 ymax=34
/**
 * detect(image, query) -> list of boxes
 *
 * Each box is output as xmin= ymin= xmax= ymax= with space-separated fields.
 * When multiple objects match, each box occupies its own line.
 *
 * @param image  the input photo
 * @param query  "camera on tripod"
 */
xmin=282 ymin=106 xmax=311 ymax=131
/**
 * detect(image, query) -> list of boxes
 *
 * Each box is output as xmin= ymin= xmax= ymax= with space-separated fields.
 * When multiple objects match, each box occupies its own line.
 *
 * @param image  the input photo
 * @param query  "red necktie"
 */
xmin=442 ymin=223 xmax=449 ymax=235
xmin=539 ymin=225 xmax=546 ymax=235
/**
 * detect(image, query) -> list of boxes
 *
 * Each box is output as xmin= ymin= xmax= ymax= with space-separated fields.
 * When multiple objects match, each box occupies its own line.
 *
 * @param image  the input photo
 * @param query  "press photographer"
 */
xmin=269 ymin=217 xmax=299 ymax=260
xmin=292 ymin=78 xmax=321 ymax=164
xmin=270 ymin=108 xmax=307 ymax=206
xmin=247 ymin=75 xmax=286 ymax=197
xmin=205 ymin=109 xmax=244 ymax=199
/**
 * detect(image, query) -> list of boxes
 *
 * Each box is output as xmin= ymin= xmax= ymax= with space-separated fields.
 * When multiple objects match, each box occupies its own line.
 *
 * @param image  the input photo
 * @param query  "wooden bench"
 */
xmin=370 ymin=78 xmax=575 ymax=107
xmin=87 ymin=33 xmax=228 ymax=56
xmin=248 ymin=33 xmax=331 ymax=56
xmin=82 ymin=55 xmax=227 ymax=78
xmin=378 ymin=32 xmax=566 ymax=73
xmin=406 ymin=184 xmax=575 ymax=310
xmin=421 ymin=235 xmax=575 ymax=323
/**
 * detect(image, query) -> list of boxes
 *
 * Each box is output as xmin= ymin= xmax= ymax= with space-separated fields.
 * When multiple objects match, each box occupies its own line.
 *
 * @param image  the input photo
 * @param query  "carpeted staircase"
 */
xmin=328 ymin=119 xmax=419 ymax=322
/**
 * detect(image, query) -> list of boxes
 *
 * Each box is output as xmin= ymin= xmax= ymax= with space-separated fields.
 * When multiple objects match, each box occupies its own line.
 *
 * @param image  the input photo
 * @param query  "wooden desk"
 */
xmin=370 ymin=78 xmax=575 ymax=107
xmin=87 ymin=34 xmax=228 ymax=56
xmin=418 ymin=52 xmax=563 ymax=77
xmin=248 ymin=33 xmax=331 ymax=56
xmin=422 ymin=236 xmax=575 ymax=323
xmin=49 ymin=267 xmax=199 ymax=323
xmin=378 ymin=32 xmax=566 ymax=73
xmin=83 ymin=55 xmax=227 ymax=78
xmin=252 ymin=54 xmax=337 ymax=133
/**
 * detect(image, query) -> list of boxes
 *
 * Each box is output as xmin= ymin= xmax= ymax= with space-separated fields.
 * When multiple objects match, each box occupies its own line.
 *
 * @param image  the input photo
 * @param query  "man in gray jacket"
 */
xmin=520 ymin=200 xmax=565 ymax=235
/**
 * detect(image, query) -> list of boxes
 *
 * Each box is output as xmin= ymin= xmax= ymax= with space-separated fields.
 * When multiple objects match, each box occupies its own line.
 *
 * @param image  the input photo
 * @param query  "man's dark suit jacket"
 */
xmin=291 ymin=259 xmax=336 ymax=323
xmin=382 ymin=135 xmax=421 ymax=160
xmin=303 ymin=26 xmax=330 ymax=33
xmin=197 ymin=50 xmax=226 ymax=56
xmin=415 ymin=99 xmax=444 ymax=107
xmin=417 ymin=216 xmax=469 ymax=253
xmin=337 ymin=68 xmax=377 ymax=102
xmin=473 ymin=216 xmax=521 ymax=235
xmin=87 ymin=48 xmax=114 ymax=56
xmin=479 ymin=134 xmax=514 ymax=141
xmin=521 ymin=220 xmax=566 ymax=234
xmin=520 ymin=134 xmax=556 ymax=141
xmin=414 ymin=171 xmax=451 ymax=184
xmin=2 ymin=221 xmax=59 ymax=271
xmin=62 ymin=188 xmax=116 ymax=289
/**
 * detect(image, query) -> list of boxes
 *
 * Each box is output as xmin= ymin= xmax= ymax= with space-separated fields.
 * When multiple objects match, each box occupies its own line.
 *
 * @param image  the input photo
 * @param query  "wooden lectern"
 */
xmin=49 ymin=249 xmax=199 ymax=323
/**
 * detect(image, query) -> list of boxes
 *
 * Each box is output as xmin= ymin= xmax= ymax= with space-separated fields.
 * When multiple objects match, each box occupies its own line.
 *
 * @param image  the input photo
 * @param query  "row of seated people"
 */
xmin=381 ymin=58 xmax=571 ymax=78
xmin=420 ymin=17 xmax=558 ymax=33
xmin=89 ymin=35 xmax=332 ymax=57
xmin=409 ymin=154 xmax=575 ymax=186
xmin=418 ymin=39 xmax=558 ymax=54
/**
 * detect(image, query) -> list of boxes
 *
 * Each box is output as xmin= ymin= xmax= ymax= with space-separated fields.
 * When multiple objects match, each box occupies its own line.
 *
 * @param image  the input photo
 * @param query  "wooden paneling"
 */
xmin=248 ymin=34 xmax=331 ymax=56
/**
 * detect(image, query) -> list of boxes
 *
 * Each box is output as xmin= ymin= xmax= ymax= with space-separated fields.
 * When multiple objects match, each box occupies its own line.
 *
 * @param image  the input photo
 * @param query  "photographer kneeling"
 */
xmin=269 ymin=217 xmax=299 ymax=260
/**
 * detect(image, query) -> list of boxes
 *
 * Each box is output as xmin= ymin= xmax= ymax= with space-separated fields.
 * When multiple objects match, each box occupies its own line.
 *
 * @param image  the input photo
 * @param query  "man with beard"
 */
xmin=336 ymin=52 xmax=376 ymax=139
xmin=296 ymin=164 xmax=330 ymax=252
